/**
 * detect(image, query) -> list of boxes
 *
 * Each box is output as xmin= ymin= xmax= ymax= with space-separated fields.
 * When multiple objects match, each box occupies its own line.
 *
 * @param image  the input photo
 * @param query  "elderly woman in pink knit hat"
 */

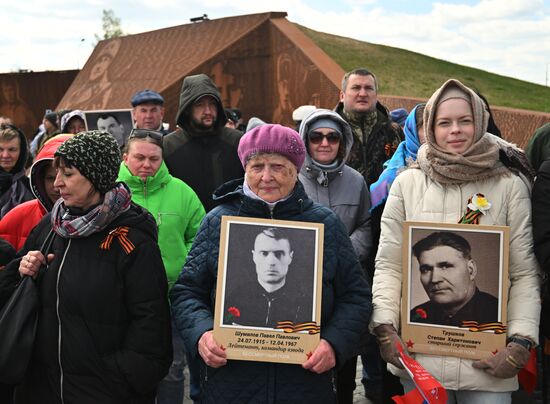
xmin=170 ymin=124 xmax=371 ymax=403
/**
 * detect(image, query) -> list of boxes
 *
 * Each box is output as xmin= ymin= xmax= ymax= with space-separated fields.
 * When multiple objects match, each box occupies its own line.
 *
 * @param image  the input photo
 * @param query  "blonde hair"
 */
xmin=0 ymin=125 xmax=20 ymax=142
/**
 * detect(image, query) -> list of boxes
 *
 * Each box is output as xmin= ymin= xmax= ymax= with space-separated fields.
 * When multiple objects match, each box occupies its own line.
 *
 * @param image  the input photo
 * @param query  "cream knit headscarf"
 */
xmin=416 ymin=79 xmax=509 ymax=184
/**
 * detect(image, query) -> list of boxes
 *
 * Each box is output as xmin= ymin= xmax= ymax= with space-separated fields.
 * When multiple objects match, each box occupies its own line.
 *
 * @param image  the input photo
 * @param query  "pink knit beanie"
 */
xmin=238 ymin=124 xmax=306 ymax=170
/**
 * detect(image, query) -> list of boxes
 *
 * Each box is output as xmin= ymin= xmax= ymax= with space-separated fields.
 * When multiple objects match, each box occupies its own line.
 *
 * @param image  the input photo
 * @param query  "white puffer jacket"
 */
xmin=371 ymin=167 xmax=541 ymax=392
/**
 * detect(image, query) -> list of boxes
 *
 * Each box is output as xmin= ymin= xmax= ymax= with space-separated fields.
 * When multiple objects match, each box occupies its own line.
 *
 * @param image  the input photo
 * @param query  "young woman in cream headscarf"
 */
xmin=370 ymin=79 xmax=539 ymax=403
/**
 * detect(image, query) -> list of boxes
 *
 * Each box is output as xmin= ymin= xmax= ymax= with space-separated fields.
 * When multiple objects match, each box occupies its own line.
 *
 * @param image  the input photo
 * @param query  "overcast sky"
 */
xmin=1 ymin=0 xmax=549 ymax=86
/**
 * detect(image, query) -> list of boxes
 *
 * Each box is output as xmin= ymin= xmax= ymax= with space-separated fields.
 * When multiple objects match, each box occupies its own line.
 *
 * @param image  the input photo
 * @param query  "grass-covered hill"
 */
xmin=300 ymin=25 xmax=550 ymax=113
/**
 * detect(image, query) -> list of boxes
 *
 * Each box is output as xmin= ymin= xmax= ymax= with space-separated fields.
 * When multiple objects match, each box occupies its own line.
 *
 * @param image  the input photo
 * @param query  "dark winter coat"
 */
xmin=163 ymin=74 xmax=243 ymax=212
xmin=170 ymin=178 xmax=372 ymax=403
xmin=0 ymin=203 xmax=172 ymax=404
xmin=532 ymin=158 xmax=550 ymax=338
xmin=0 ymin=127 xmax=33 ymax=219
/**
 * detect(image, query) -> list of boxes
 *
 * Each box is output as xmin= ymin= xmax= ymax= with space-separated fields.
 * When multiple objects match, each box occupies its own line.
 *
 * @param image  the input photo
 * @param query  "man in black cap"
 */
xmin=131 ymin=89 xmax=169 ymax=135
xmin=164 ymin=74 xmax=243 ymax=213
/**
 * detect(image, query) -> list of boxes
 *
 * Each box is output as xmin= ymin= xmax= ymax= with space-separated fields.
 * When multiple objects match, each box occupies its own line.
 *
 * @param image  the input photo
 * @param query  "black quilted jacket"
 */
xmin=0 ymin=203 xmax=172 ymax=404
xmin=170 ymin=179 xmax=372 ymax=403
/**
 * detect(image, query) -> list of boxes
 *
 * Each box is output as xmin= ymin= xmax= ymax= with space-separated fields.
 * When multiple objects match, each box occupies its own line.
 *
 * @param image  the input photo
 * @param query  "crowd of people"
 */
xmin=0 ymin=67 xmax=548 ymax=404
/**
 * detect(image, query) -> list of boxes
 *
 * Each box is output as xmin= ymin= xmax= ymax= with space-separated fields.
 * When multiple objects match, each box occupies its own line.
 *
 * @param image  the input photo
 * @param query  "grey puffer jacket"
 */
xmin=299 ymin=109 xmax=373 ymax=263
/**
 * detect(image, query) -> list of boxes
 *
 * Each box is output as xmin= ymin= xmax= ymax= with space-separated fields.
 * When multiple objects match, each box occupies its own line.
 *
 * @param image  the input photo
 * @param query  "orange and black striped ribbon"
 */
xmin=458 ymin=194 xmax=485 ymax=224
xmin=460 ymin=320 xmax=507 ymax=334
xmin=100 ymin=226 xmax=135 ymax=255
xmin=275 ymin=320 xmax=321 ymax=334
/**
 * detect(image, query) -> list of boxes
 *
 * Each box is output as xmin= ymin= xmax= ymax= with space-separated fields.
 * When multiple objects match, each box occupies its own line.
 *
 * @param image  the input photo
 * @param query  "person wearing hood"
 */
xmin=0 ymin=124 xmax=33 ymax=219
xmin=371 ymin=79 xmax=540 ymax=401
xmin=163 ymin=73 xmax=243 ymax=213
xmin=0 ymin=134 xmax=72 ymax=250
xmin=299 ymin=109 xmax=372 ymax=403
xmin=59 ymin=109 xmax=86 ymax=134
xmin=170 ymin=124 xmax=371 ymax=404
xmin=0 ymin=131 xmax=172 ymax=402
xmin=370 ymin=103 xmax=426 ymax=212
xmin=299 ymin=109 xmax=372 ymax=265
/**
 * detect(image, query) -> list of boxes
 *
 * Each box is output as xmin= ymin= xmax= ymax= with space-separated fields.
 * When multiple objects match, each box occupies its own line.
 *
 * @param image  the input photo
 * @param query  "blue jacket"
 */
xmin=170 ymin=178 xmax=371 ymax=403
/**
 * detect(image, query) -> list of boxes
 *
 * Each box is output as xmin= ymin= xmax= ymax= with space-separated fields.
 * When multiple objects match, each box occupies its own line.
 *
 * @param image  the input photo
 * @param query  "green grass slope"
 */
xmin=299 ymin=25 xmax=550 ymax=113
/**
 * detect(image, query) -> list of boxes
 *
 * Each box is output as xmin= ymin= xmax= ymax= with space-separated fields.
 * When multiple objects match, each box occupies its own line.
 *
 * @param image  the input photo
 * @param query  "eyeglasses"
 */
xmin=129 ymin=129 xmax=163 ymax=147
xmin=308 ymin=131 xmax=341 ymax=145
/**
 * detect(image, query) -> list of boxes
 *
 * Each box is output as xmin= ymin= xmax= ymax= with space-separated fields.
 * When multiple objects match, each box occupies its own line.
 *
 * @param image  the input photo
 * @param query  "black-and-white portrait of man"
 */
xmin=223 ymin=224 xmax=316 ymax=329
xmin=410 ymin=231 xmax=498 ymax=327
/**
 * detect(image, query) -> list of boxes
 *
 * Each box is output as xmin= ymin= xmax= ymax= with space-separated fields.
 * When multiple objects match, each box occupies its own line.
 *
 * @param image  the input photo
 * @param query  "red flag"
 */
xmin=392 ymin=343 xmax=448 ymax=404
xmin=518 ymin=348 xmax=537 ymax=395
xmin=392 ymin=388 xmax=425 ymax=404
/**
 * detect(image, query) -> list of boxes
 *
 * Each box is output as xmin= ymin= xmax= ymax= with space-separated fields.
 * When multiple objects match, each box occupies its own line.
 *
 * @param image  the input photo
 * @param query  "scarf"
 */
xmin=344 ymin=109 xmax=378 ymax=143
xmin=416 ymin=79 xmax=510 ymax=184
xmin=416 ymin=138 xmax=509 ymax=184
xmin=370 ymin=105 xmax=422 ymax=210
xmin=51 ymin=182 xmax=132 ymax=238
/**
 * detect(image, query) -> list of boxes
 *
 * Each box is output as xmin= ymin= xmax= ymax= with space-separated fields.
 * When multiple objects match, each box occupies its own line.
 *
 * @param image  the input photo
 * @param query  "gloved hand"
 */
xmin=472 ymin=342 xmax=531 ymax=379
xmin=373 ymin=324 xmax=406 ymax=369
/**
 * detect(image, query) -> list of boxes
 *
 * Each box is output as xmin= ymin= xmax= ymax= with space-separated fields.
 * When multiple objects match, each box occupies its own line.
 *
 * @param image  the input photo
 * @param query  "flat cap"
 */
xmin=131 ymin=89 xmax=164 ymax=107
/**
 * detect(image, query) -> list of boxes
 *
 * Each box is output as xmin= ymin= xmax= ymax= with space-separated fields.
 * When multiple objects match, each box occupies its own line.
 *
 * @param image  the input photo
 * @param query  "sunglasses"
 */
xmin=308 ymin=131 xmax=341 ymax=145
xmin=129 ymin=129 xmax=163 ymax=146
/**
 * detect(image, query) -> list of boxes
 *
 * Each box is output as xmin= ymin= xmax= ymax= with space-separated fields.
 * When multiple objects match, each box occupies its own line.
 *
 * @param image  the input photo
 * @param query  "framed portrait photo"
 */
xmin=401 ymin=221 xmax=510 ymax=360
xmin=213 ymin=216 xmax=324 ymax=365
xmin=83 ymin=108 xmax=133 ymax=147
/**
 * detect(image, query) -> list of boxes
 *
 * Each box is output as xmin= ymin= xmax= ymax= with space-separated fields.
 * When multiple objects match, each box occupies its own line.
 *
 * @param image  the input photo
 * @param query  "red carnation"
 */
xmin=415 ymin=308 xmax=427 ymax=319
xmin=228 ymin=306 xmax=241 ymax=318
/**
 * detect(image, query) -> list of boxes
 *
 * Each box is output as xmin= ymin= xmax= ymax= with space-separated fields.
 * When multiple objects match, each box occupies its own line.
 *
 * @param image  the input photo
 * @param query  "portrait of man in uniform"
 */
xmin=409 ymin=231 xmax=498 ymax=327
xmin=222 ymin=224 xmax=316 ymax=329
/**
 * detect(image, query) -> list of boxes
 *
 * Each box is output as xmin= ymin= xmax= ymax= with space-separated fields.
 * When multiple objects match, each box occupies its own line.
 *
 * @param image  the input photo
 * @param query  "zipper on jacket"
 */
xmin=142 ymin=181 xmax=148 ymax=200
xmin=56 ymin=239 xmax=72 ymax=404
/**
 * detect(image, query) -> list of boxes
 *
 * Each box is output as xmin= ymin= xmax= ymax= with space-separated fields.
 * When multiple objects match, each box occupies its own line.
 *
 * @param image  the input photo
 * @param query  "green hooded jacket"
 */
xmin=118 ymin=160 xmax=205 ymax=289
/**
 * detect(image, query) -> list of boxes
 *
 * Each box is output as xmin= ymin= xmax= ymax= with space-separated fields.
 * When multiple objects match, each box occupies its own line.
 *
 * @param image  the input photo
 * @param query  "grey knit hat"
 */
xmin=55 ymin=130 xmax=121 ymax=193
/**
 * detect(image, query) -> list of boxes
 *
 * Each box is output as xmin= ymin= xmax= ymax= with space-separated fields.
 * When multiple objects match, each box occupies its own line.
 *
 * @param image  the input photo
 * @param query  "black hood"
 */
xmin=175 ymin=74 xmax=227 ymax=131
xmin=0 ymin=126 xmax=29 ymax=176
